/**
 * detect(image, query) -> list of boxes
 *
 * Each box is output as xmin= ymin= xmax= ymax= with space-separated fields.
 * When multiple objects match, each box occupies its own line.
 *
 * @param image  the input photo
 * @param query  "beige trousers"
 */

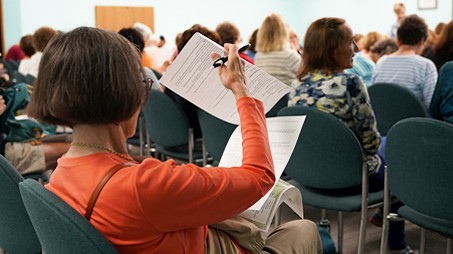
xmin=206 ymin=217 xmax=322 ymax=254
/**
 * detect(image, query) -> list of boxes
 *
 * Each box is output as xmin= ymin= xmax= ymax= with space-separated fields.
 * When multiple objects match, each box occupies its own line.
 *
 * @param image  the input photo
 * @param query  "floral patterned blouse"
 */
xmin=289 ymin=70 xmax=382 ymax=175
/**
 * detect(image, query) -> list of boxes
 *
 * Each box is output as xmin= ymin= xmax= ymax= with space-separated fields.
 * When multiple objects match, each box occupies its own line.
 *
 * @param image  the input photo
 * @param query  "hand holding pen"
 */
xmin=211 ymin=43 xmax=250 ymax=99
xmin=212 ymin=44 xmax=250 ymax=68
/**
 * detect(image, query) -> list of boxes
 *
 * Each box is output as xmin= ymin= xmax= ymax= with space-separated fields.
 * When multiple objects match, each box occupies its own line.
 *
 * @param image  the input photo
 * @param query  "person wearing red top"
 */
xmin=27 ymin=26 xmax=321 ymax=254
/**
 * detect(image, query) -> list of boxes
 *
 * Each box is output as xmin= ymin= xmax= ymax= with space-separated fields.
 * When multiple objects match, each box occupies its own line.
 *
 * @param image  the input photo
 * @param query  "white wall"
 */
xmin=2 ymin=0 xmax=452 ymax=52
xmin=3 ymin=0 xmax=299 ymax=51
xmin=296 ymin=0 xmax=452 ymax=41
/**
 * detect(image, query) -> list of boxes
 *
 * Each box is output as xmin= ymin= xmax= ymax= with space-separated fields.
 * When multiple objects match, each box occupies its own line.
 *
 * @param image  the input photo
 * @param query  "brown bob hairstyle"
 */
xmin=27 ymin=26 xmax=146 ymax=127
xmin=297 ymin=17 xmax=349 ymax=79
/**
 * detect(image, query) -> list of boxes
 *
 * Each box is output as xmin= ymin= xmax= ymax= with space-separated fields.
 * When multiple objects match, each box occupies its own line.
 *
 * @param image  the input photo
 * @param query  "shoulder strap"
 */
xmin=85 ymin=162 xmax=134 ymax=221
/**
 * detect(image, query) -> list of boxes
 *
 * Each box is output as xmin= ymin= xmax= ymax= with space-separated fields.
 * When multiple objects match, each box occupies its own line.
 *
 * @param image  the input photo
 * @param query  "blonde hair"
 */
xmin=256 ymin=14 xmax=289 ymax=53
xmin=393 ymin=2 xmax=405 ymax=13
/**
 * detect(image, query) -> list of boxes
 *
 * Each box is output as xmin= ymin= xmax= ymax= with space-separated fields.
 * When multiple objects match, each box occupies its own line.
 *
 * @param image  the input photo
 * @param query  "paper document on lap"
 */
xmin=160 ymin=32 xmax=292 ymax=125
xmin=219 ymin=116 xmax=305 ymax=210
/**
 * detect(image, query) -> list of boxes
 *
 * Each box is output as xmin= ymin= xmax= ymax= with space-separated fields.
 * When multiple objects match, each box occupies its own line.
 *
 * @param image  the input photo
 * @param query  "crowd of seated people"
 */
xmin=2 ymin=6 xmax=453 ymax=253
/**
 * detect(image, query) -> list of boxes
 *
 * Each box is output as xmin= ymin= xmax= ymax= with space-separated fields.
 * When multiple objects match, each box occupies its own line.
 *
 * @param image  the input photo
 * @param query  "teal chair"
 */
xmin=143 ymin=90 xmax=202 ymax=163
xmin=368 ymin=82 xmax=428 ymax=136
xmin=197 ymin=108 xmax=237 ymax=165
xmin=0 ymin=155 xmax=41 ymax=254
xmin=380 ymin=118 xmax=453 ymax=254
xmin=25 ymin=74 xmax=36 ymax=85
xmin=19 ymin=179 xmax=119 ymax=254
xmin=13 ymin=70 xmax=27 ymax=83
xmin=278 ymin=106 xmax=384 ymax=254
xmin=265 ymin=93 xmax=289 ymax=117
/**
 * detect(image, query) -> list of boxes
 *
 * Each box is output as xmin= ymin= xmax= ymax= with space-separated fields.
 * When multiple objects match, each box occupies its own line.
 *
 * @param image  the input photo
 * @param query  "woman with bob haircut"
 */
xmin=254 ymin=13 xmax=301 ymax=86
xmin=27 ymin=26 xmax=321 ymax=254
xmin=289 ymin=17 xmax=412 ymax=254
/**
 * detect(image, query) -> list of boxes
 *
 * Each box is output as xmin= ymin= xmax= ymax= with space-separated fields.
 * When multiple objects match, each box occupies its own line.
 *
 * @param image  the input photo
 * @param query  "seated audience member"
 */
xmin=0 ymin=83 xmax=69 ymax=175
xmin=289 ymin=17 xmax=412 ymax=253
xmin=369 ymin=38 xmax=399 ymax=63
xmin=373 ymin=15 xmax=437 ymax=110
xmin=429 ymin=61 xmax=453 ymax=124
xmin=289 ymin=28 xmax=303 ymax=55
xmin=245 ymin=29 xmax=258 ymax=61
xmin=345 ymin=32 xmax=385 ymax=87
xmin=164 ymin=24 xmax=222 ymax=140
xmin=16 ymin=35 xmax=36 ymax=75
xmin=118 ymin=27 xmax=161 ymax=91
xmin=27 ymin=26 xmax=322 ymax=254
xmin=4 ymin=44 xmax=25 ymax=62
xmin=146 ymin=35 xmax=173 ymax=73
xmin=255 ymin=13 xmax=301 ymax=86
xmin=423 ymin=20 xmax=453 ymax=71
xmin=132 ymin=22 xmax=155 ymax=69
xmin=216 ymin=21 xmax=254 ymax=64
xmin=18 ymin=26 xmax=57 ymax=77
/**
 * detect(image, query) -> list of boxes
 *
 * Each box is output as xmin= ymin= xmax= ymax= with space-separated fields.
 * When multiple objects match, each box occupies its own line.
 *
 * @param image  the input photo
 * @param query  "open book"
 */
xmin=160 ymin=32 xmax=292 ymax=125
xmin=239 ymin=179 xmax=304 ymax=232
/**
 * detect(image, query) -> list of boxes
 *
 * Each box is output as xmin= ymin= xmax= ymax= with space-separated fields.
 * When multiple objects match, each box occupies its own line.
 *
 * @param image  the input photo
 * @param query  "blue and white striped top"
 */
xmin=372 ymin=55 xmax=437 ymax=109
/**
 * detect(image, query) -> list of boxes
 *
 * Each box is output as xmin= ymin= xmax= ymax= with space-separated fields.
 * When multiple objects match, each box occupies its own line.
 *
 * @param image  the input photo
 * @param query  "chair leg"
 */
xmin=357 ymin=164 xmax=369 ymax=254
xmin=201 ymin=139 xmax=207 ymax=166
xmin=447 ymin=238 xmax=452 ymax=254
xmin=188 ymin=128 xmax=194 ymax=164
xmin=380 ymin=166 xmax=390 ymax=254
xmin=420 ymin=228 xmax=426 ymax=254
xmin=139 ymin=116 xmax=145 ymax=156
xmin=337 ymin=211 xmax=343 ymax=254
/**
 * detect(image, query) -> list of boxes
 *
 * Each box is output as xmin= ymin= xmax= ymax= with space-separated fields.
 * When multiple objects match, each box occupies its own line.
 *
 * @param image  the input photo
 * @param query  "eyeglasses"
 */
xmin=143 ymin=78 xmax=153 ymax=90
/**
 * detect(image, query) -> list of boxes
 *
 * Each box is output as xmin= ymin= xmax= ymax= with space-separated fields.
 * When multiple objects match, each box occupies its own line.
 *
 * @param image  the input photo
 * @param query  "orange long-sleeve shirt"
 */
xmin=46 ymin=97 xmax=274 ymax=253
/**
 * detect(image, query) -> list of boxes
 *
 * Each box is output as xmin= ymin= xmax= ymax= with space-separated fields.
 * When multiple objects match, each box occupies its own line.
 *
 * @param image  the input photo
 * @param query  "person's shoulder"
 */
xmin=440 ymin=61 xmax=453 ymax=73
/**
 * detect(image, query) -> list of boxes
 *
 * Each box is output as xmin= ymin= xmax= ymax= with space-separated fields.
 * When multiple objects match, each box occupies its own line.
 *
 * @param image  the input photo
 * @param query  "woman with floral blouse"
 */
xmin=289 ymin=17 xmax=413 ymax=253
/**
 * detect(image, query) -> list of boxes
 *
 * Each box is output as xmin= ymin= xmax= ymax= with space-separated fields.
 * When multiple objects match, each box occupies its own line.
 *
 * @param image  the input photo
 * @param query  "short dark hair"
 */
xmin=32 ymin=26 xmax=57 ymax=52
xmin=27 ymin=27 xmax=146 ymax=127
xmin=298 ymin=17 xmax=347 ymax=78
xmin=177 ymin=24 xmax=221 ymax=52
xmin=118 ymin=27 xmax=145 ymax=53
xmin=216 ymin=21 xmax=240 ymax=45
xmin=19 ymin=35 xmax=35 ymax=57
xmin=397 ymin=15 xmax=428 ymax=45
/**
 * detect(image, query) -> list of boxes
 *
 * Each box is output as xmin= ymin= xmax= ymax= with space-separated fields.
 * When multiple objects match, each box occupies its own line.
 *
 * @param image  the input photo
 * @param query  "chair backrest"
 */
xmin=278 ymin=106 xmax=364 ymax=189
xmin=13 ymin=70 xmax=27 ymax=83
xmin=0 ymin=155 xmax=41 ymax=253
xmin=143 ymin=89 xmax=191 ymax=147
xmin=197 ymin=108 xmax=237 ymax=162
xmin=386 ymin=117 xmax=453 ymax=221
xmin=368 ymin=82 xmax=428 ymax=136
xmin=19 ymin=179 xmax=119 ymax=254
xmin=265 ymin=93 xmax=289 ymax=117
xmin=25 ymin=74 xmax=36 ymax=85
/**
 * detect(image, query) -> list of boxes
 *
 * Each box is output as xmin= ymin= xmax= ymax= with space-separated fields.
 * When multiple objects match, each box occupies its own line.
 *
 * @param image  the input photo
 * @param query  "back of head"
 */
xmin=118 ymin=27 xmax=145 ymax=53
xmin=215 ymin=21 xmax=240 ymax=45
xmin=32 ymin=26 xmax=58 ymax=52
xmin=397 ymin=14 xmax=428 ymax=45
xmin=370 ymin=38 xmax=399 ymax=56
xmin=27 ymin=27 xmax=146 ymax=127
xmin=256 ymin=13 xmax=289 ymax=53
xmin=360 ymin=31 xmax=385 ymax=51
xmin=299 ymin=17 xmax=347 ymax=78
xmin=19 ymin=35 xmax=36 ymax=57
xmin=177 ymin=24 xmax=221 ymax=52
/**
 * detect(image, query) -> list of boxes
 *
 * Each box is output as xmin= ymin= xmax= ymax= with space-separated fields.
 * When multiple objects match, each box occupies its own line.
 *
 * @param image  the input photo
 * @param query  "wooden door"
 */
xmin=95 ymin=6 xmax=154 ymax=33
